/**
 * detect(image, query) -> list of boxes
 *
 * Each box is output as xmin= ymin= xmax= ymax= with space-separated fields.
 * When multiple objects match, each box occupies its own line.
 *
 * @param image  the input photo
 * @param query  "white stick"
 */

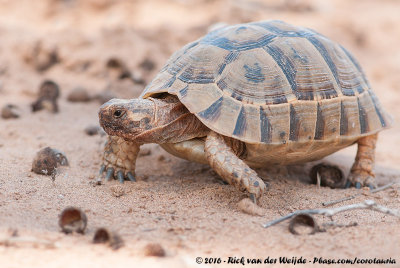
xmin=322 ymin=182 xmax=397 ymax=206
xmin=263 ymin=200 xmax=400 ymax=228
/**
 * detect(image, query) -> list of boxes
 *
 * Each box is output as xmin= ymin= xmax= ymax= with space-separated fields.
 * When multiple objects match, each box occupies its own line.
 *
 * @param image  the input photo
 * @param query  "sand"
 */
xmin=0 ymin=0 xmax=399 ymax=267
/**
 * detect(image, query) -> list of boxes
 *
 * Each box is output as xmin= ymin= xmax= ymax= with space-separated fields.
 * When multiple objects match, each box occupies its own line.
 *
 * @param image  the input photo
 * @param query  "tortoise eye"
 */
xmin=113 ymin=109 xmax=125 ymax=118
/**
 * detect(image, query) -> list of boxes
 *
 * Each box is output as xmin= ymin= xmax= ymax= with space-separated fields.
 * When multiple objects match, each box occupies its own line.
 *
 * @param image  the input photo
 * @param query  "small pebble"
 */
xmin=237 ymin=198 xmax=265 ymax=216
xmin=59 ymin=207 xmax=87 ymax=234
xmin=1 ymin=104 xmax=20 ymax=119
xmin=23 ymin=40 xmax=59 ymax=72
xmin=139 ymin=58 xmax=155 ymax=72
xmin=289 ymin=214 xmax=318 ymax=235
xmin=31 ymin=80 xmax=60 ymax=113
xmin=93 ymin=228 xmax=124 ymax=250
xmin=89 ymin=178 xmax=103 ymax=187
xmin=110 ymin=185 xmax=125 ymax=197
xmin=157 ymin=155 xmax=165 ymax=161
xmin=143 ymin=243 xmax=166 ymax=257
xmin=31 ymin=147 xmax=58 ymax=175
xmin=106 ymin=58 xmax=131 ymax=80
xmin=67 ymin=87 xmax=91 ymax=102
xmin=310 ymin=164 xmax=345 ymax=189
xmin=31 ymin=147 xmax=68 ymax=175
xmin=84 ymin=125 xmax=101 ymax=136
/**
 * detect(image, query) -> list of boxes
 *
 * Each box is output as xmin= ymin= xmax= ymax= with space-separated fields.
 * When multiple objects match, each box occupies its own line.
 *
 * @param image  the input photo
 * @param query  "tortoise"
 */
xmin=98 ymin=20 xmax=392 ymax=203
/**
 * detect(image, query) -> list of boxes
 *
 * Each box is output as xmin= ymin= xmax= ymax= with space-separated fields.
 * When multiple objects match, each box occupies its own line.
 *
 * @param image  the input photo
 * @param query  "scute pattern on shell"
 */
xmin=141 ymin=20 xmax=392 ymax=144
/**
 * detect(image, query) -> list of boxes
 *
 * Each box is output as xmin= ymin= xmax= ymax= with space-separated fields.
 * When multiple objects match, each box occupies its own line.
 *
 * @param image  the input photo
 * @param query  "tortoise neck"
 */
xmin=132 ymin=95 xmax=209 ymax=144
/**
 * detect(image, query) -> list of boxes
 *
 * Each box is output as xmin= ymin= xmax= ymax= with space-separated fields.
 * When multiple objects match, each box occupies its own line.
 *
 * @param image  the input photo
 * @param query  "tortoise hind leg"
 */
xmin=346 ymin=133 xmax=378 ymax=189
xmin=204 ymin=131 xmax=267 ymax=203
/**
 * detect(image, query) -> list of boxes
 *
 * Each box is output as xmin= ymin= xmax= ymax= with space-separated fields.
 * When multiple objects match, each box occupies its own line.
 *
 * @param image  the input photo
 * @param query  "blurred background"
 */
xmin=0 ymin=0 xmax=399 ymax=103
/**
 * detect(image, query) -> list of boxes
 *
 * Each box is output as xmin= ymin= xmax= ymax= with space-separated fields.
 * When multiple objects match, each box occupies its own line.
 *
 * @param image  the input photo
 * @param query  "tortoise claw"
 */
xmin=99 ymin=164 xmax=106 ymax=175
xmin=344 ymin=179 xmax=375 ymax=190
xmin=117 ymin=170 xmax=125 ymax=184
xmin=99 ymin=163 xmax=136 ymax=183
xmin=127 ymin=172 xmax=136 ymax=182
xmin=106 ymin=167 xmax=115 ymax=181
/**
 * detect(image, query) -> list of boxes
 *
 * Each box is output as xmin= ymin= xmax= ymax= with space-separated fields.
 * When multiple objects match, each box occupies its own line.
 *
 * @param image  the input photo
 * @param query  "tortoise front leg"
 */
xmin=100 ymin=136 xmax=139 ymax=183
xmin=346 ymin=134 xmax=378 ymax=189
xmin=204 ymin=131 xmax=267 ymax=203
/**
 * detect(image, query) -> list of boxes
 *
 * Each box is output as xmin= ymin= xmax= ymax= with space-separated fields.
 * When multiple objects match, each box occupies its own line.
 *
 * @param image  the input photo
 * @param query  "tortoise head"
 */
xmin=99 ymin=98 xmax=155 ymax=142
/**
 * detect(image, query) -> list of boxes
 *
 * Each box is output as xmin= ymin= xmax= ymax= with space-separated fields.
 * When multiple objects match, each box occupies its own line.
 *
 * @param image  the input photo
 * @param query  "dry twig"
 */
xmin=322 ymin=182 xmax=397 ymax=206
xmin=263 ymin=200 xmax=400 ymax=228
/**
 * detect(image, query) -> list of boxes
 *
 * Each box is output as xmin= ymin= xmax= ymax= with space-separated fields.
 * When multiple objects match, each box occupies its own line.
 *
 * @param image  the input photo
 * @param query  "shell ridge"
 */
xmin=233 ymin=105 xmax=246 ymax=136
xmin=200 ymin=34 xmax=277 ymax=51
xmin=306 ymin=36 xmax=341 ymax=98
xmin=339 ymin=100 xmax=348 ymax=135
xmin=357 ymin=97 xmax=369 ymax=134
xmin=314 ymin=102 xmax=325 ymax=139
xmin=197 ymin=96 xmax=223 ymax=121
xmin=339 ymin=45 xmax=371 ymax=88
xmin=217 ymin=51 xmax=240 ymax=75
xmin=259 ymin=106 xmax=272 ymax=143
xmin=253 ymin=21 xmax=315 ymax=38
xmin=263 ymin=45 xmax=297 ymax=95
xmin=289 ymin=104 xmax=300 ymax=141
xmin=367 ymin=90 xmax=389 ymax=128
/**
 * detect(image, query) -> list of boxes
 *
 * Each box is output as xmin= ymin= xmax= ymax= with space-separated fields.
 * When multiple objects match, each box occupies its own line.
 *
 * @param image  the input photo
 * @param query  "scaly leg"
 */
xmin=204 ymin=131 xmax=267 ymax=203
xmin=346 ymin=134 xmax=378 ymax=189
xmin=100 ymin=136 xmax=140 ymax=183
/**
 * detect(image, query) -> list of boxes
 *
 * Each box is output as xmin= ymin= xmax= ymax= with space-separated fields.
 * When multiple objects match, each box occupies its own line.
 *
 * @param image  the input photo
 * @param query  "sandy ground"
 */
xmin=0 ymin=0 xmax=400 ymax=267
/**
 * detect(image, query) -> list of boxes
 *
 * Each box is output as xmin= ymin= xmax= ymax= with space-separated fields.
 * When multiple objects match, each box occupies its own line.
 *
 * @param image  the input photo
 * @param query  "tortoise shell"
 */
xmin=141 ymin=20 xmax=392 ymax=144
